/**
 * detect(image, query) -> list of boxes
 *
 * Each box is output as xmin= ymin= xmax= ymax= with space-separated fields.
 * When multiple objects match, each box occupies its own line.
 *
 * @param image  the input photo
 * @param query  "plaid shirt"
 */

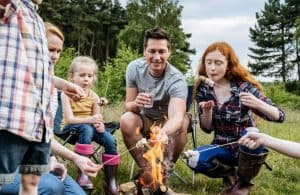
xmin=196 ymin=81 xmax=285 ymax=153
xmin=0 ymin=0 xmax=54 ymax=142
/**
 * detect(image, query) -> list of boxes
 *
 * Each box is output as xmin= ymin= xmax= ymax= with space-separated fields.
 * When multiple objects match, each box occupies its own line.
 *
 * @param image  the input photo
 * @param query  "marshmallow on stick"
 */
xmin=199 ymin=76 xmax=214 ymax=87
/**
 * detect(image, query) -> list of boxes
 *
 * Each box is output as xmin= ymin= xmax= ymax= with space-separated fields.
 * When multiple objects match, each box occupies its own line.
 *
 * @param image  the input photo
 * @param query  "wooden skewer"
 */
xmin=101 ymin=145 xmax=137 ymax=165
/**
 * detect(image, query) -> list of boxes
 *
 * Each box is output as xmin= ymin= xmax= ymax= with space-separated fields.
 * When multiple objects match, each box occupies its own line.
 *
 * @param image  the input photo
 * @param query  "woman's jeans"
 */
xmin=0 ymin=168 xmax=86 ymax=195
xmin=62 ymin=124 xmax=117 ymax=154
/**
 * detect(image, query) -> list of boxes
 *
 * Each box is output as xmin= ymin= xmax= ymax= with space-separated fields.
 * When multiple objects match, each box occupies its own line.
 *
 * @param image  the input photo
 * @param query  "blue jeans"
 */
xmin=0 ymin=169 xmax=86 ymax=195
xmin=62 ymin=124 xmax=117 ymax=154
xmin=190 ymin=143 xmax=264 ymax=176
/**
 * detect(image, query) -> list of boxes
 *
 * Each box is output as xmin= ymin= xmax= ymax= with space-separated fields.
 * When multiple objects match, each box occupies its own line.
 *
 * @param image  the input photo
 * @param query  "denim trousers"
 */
xmin=0 ymin=169 xmax=85 ymax=195
xmin=62 ymin=123 xmax=117 ymax=154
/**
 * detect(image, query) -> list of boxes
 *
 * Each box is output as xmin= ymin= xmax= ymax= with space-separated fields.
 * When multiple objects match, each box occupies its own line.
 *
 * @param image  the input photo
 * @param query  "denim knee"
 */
xmin=72 ymin=124 xmax=94 ymax=144
xmin=38 ymin=173 xmax=65 ymax=195
xmin=94 ymin=131 xmax=117 ymax=154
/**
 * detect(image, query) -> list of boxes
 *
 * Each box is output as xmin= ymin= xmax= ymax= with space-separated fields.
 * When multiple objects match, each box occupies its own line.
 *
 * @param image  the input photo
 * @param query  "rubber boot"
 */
xmin=102 ymin=153 xmax=120 ymax=195
xmin=227 ymin=149 xmax=269 ymax=195
xmin=74 ymin=143 xmax=94 ymax=190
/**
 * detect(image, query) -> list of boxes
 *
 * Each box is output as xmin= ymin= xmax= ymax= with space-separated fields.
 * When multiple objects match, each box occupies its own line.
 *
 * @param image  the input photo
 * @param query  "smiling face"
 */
xmin=144 ymin=38 xmax=171 ymax=77
xmin=204 ymin=50 xmax=228 ymax=83
xmin=47 ymin=33 xmax=63 ymax=65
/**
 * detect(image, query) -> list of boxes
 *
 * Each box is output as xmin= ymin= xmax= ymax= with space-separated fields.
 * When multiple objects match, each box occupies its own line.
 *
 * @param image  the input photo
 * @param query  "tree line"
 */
xmin=39 ymin=0 xmax=300 ymax=101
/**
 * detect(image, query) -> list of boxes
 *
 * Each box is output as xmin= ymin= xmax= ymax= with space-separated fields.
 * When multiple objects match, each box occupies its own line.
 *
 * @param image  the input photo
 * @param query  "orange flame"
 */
xmin=140 ymin=124 xmax=164 ymax=191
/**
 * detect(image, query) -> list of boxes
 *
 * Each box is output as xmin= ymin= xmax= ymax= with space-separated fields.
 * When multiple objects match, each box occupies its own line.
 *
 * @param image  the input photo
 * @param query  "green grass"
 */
xmin=63 ymin=102 xmax=300 ymax=195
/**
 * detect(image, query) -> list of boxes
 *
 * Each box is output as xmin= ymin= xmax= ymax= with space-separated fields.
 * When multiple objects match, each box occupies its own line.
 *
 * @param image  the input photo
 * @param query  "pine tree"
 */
xmin=248 ymin=0 xmax=294 ymax=82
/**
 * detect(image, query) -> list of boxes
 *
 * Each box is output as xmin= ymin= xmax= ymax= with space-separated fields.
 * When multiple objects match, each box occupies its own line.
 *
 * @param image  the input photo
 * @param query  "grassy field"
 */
xmin=64 ymin=102 xmax=300 ymax=195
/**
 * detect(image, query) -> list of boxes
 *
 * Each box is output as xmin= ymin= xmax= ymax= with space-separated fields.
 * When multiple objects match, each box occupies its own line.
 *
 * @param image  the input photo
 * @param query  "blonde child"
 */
xmin=61 ymin=56 xmax=119 ymax=194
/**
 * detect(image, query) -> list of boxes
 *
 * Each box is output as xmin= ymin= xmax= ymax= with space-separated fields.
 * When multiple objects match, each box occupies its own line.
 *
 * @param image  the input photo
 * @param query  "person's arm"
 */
xmin=92 ymin=92 xmax=101 ymax=115
xmin=53 ymin=76 xmax=86 ymax=101
xmin=161 ymin=97 xmax=186 ymax=136
xmin=124 ymin=87 xmax=152 ymax=113
xmin=61 ymin=92 xmax=102 ymax=125
xmin=51 ymin=139 xmax=102 ymax=177
xmin=239 ymin=92 xmax=281 ymax=121
xmin=198 ymin=100 xmax=214 ymax=131
xmin=239 ymin=132 xmax=300 ymax=159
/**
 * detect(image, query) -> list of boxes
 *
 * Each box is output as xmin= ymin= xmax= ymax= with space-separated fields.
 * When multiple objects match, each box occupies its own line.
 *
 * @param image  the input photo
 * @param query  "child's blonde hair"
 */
xmin=68 ymin=56 xmax=98 ymax=84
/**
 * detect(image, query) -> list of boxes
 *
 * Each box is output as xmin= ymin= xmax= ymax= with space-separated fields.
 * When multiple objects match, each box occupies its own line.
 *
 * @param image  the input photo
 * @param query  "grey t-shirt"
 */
xmin=126 ymin=58 xmax=188 ymax=119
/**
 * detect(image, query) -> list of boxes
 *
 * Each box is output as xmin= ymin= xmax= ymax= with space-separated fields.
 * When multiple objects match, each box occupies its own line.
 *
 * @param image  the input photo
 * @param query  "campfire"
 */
xmin=137 ymin=125 xmax=167 ymax=194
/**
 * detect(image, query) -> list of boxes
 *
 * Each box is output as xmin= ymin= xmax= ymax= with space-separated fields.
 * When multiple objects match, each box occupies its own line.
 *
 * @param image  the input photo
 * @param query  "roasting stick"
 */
xmin=181 ymin=141 xmax=239 ymax=159
xmin=101 ymin=138 xmax=149 ymax=165
xmin=198 ymin=75 xmax=242 ymax=95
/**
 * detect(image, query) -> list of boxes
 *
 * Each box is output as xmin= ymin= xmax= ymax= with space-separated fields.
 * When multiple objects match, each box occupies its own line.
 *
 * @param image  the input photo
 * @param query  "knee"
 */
xmin=20 ymin=174 xmax=40 ymax=191
xmin=120 ymin=112 xmax=141 ymax=135
xmin=38 ymin=174 xmax=65 ymax=195
xmin=79 ymin=124 xmax=94 ymax=136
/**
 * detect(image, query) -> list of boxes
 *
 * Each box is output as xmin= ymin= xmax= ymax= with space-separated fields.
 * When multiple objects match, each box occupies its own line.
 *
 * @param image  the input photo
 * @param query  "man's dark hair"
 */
xmin=143 ymin=27 xmax=171 ymax=49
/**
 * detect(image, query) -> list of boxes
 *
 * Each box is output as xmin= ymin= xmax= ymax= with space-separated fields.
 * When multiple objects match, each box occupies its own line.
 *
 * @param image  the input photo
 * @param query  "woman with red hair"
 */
xmin=186 ymin=42 xmax=285 ymax=194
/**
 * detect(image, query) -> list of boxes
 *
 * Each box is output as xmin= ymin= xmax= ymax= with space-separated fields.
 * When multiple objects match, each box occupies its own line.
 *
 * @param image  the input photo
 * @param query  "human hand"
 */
xmin=49 ymin=156 xmax=67 ymax=181
xmin=74 ymin=155 xmax=102 ymax=178
xmin=89 ymin=114 xmax=103 ymax=124
xmin=150 ymin=127 xmax=168 ymax=144
xmin=134 ymin=92 xmax=153 ymax=108
xmin=238 ymin=131 xmax=268 ymax=149
xmin=64 ymin=82 xmax=86 ymax=101
xmin=198 ymin=100 xmax=215 ymax=110
xmin=94 ymin=122 xmax=105 ymax=133
xmin=239 ymin=92 xmax=262 ymax=109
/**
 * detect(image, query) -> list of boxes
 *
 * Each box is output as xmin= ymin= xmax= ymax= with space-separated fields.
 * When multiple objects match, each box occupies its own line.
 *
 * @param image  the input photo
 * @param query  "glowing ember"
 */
xmin=139 ymin=125 xmax=165 ymax=192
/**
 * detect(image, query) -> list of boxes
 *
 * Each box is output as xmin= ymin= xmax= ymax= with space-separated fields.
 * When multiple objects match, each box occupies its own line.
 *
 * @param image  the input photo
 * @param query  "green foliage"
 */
xmin=264 ymin=82 xmax=300 ymax=109
xmin=39 ymin=0 xmax=127 ymax=66
xmin=96 ymin=43 xmax=139 ymax=101
xmin=119 ymin=0 xmax=195 ymax=73
xmin=296 ymin=18 xmax=300 ymax=39
xmin=284 ymin=81 xmax=300 ymax=96
xmin=54 ymin=47 xmax=78 ymax=80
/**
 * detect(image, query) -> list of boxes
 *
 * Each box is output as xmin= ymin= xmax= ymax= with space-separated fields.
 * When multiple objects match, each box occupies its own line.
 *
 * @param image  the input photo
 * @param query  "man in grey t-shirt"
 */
xmin=120 ymin=27 xmax=190 ymax=192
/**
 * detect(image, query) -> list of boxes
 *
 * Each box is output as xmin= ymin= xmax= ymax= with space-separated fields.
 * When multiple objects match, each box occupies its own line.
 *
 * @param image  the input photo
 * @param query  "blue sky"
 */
xmin=120 ymin=0 xmax=266 ymax=76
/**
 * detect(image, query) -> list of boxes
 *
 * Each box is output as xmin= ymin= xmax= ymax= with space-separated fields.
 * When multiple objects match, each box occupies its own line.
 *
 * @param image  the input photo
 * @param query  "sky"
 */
xmin=119 ymin=0 xmax=266 ymax=76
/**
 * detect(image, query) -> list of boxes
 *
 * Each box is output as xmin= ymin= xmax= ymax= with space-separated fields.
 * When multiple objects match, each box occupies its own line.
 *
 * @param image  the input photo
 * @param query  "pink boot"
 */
xmin=75 ymin=143 xmax=94 ymax=190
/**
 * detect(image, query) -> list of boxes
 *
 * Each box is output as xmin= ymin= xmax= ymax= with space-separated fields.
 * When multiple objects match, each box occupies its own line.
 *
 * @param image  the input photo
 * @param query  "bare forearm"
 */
xmin=51 ymin=139 xmax=77 ymax=162
xmin=265 ymin=135 xmax=300 ymax=159
xmin=162 ymin=115 xmax=184 ymax=135
xmin=125 ymin=101 xmax=140 ymax=113
xmin=199 ymin=111 xmax=212 ymax=130
xmin=258 ymin=102 xmax=281 ymax=121
xmin=65 ymin=116 xmax=93 ymax=125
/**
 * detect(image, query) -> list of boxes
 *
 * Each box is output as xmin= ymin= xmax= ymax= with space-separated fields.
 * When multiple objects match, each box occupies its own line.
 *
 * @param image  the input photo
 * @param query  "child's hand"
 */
xmin=94 ymin=122 xmax=105 ymax=133
xmin=89 ymin=114 xmax=103 ymax=124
